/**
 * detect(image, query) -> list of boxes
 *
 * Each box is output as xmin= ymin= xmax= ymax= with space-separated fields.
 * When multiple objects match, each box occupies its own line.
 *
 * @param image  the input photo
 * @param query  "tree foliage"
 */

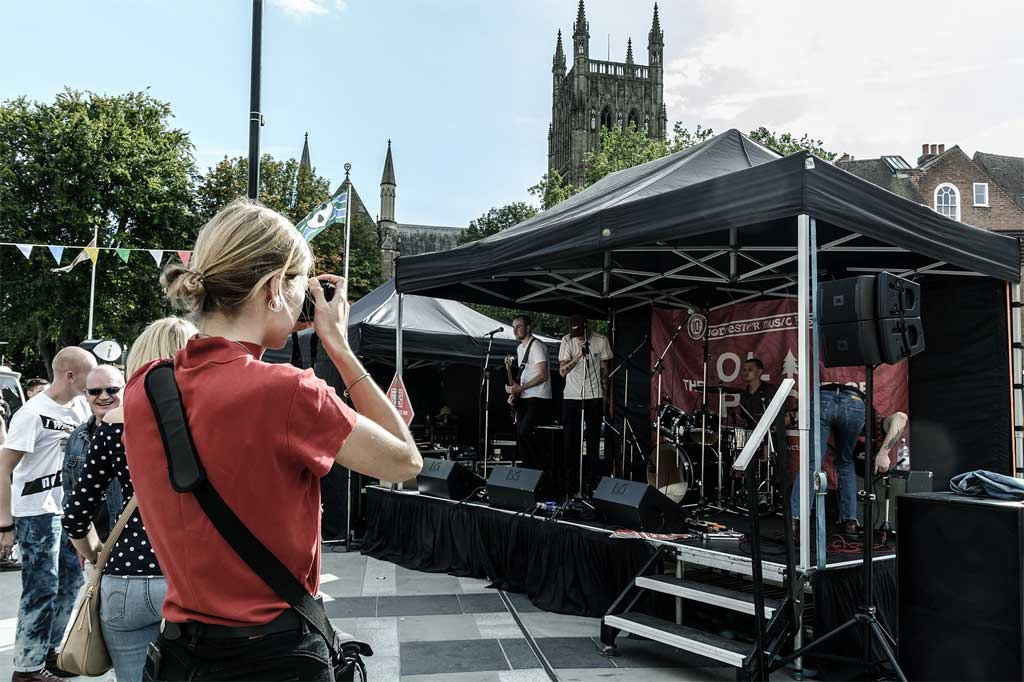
xmin=528 ymin=169 xmax=577 ymax=210
xmin=457 ymin=202 xmax=538 ymax=245
xmin=0 ymin=89 xmax=198 ymax=376
xmin=748 ymin=126 xmax=836 ymax=161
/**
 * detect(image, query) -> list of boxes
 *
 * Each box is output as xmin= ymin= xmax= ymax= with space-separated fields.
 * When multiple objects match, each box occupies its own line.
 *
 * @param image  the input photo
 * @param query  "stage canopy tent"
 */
xmin=394 ymin=129 xmax=1020 ymax=313
xmin=264 ymin=278 xmax=558 ymax=367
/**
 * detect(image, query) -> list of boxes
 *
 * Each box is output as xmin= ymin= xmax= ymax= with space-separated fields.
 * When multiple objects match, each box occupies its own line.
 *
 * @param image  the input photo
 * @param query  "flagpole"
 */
xmin=342 ymin=163 xmax=352 ymax=301
xmin=87 ymin=224 xmax=98 ymax=339
xmin=247 ymin=0 xmax=263 ymax=199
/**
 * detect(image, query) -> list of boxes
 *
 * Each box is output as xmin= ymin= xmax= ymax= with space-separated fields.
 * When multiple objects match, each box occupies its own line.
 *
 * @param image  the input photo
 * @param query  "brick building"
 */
xmin=836 ymin=143 xmax=1024 ymax=233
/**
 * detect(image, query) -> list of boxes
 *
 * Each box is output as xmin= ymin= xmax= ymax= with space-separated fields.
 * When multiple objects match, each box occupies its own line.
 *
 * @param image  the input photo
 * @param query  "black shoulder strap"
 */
xmin=144 ymin=363 xmax=339 ymax=651
xmin=519 ymin=338 xmax=536 ymax=373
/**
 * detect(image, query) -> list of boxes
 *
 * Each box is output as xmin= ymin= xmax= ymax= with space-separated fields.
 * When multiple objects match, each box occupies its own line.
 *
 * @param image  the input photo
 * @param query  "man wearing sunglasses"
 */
xmin=62 ymin=365 xmax=125 ymax=543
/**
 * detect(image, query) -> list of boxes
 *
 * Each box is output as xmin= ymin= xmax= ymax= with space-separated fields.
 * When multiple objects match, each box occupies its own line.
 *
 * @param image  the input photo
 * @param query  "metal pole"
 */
xmin=342 ymin=171 xmax=353 ymax=300
xmin=246 ymin=0 xmax=263 ymax=200
xmin=393 ymin=292 xmax=404 ymax=490
xmin=1011 ymin=283 xmax=1023 ymax=475
xmin=810 ymin=217 xmax=824 ymax=568
xmin=87 ymin=225 xmax=98 ymax=339
xmin=796 ymin=214 xmax=811 ymax=568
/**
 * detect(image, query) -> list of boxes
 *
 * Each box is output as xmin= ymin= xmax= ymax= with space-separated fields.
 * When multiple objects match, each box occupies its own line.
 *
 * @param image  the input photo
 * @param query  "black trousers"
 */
xmin=562 ymin=398 xmax=604 ymax=495
xmin=515 ymin=397 xmax=549 ymax=469
xmin=144 ymin=616 xmax=333 ymax=681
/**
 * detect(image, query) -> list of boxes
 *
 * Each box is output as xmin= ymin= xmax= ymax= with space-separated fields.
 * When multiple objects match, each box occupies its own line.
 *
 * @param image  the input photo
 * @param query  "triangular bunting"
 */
xmin=83 ymin=246 xmax=99 ymax=264
xmin=15 ymin=244 xmax=32 ymax=259
xmin=149 ymin=250 xmax=164 ymax=267
xmin=177 ymin=251 xmax=192 ymax=268
xmin=48 ymin=245 xmax=65 ymax=265
xmin=116 ymin=248 xmax=130 ymax=263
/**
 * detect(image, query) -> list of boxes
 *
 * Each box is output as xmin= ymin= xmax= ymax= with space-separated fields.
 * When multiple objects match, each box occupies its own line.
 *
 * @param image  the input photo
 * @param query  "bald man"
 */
xmin=0 ymin=346 xmax=95 ymax=681
xmin=62 ymin=365 xmax=126 ymax=542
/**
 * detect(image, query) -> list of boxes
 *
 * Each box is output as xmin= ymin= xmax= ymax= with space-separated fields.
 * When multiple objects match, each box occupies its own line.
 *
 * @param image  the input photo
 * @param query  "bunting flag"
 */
xmin=116 ymin=248 xmax=130 ymax=263
xmin=177 ymin=251 xmax=192 ymax=268
xmin=51 ymin=237 xmax=98 ymax=273
xmin=295 ymin=193 xmax=348 ymax=242
xmin=15 ymin=244 xmax=32 ymax=259
xmin=48 ymin=245 xmax=64 ymax=265
xmin=149 ymin=249 xmax=164 ymax=267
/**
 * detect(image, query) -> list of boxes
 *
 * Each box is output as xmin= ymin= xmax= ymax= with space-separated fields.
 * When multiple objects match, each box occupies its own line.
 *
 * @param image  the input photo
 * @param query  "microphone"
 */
xmin=484 ymin=327 xmax=503 ymax=336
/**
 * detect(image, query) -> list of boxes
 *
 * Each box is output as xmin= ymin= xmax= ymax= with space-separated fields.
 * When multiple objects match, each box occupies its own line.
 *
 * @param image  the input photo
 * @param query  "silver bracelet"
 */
xmin=343 ymin=372 xmax=372 ymax=399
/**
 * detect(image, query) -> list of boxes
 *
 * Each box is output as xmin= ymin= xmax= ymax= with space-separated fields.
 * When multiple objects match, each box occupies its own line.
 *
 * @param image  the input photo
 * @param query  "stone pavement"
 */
xmin=0 ymin=548 xmax=772 ymax=681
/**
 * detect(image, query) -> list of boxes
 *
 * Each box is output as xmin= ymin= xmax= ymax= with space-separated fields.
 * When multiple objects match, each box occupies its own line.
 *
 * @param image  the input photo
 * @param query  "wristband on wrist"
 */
xmin=0 ymin=524 xmax=13 ymax=533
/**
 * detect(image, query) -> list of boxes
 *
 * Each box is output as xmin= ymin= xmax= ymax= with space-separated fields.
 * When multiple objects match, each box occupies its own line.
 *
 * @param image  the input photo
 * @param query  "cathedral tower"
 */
xmin=548 ymin=1 xmax=666 ymax=187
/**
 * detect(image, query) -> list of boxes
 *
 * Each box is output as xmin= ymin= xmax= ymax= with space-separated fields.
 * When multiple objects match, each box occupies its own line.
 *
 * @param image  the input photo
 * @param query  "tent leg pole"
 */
xmin=1011 ymin=283 xmax=1024 ymax=477
xmin=797 ymin=215 xmax=811 ymax=569
xmin=810 ymin=217 xmax=824 ymax=568
xmin=393 ymin=293 xmax=404 ymax=491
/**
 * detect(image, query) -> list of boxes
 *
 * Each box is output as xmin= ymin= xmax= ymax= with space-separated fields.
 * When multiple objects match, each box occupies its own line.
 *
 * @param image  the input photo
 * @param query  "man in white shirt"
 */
xmin=505 ymin=315 xmax=551 ymax=470
xmin=559 ymin=314 xmax=613 ymax=496
xmin=0 ymin=347 xmax=95 ymax=681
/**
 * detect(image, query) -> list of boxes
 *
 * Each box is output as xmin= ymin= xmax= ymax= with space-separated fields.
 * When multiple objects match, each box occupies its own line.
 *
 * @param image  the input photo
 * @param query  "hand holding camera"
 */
xmin=305 ymin=275 xmax=351 ymax=356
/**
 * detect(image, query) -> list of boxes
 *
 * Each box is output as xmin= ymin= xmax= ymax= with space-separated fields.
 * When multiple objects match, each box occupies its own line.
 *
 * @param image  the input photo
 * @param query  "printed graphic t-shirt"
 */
xmin=5 ymin=393 xmax=90 ymax=517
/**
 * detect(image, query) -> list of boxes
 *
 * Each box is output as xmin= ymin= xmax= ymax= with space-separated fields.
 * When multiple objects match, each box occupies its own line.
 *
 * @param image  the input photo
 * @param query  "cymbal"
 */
xmin=686 ymin=384 xmax=745 ymax=395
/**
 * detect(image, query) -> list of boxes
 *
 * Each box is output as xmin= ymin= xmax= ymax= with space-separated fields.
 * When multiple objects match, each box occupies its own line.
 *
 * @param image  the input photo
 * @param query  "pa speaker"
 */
xmin=898 ymin=492 xmax=1024 ymax=680
xmin=417 ymin=457 xmax=484 ymax=501
xmin=878 ymin=317 xmax=925 ymax=364
xmin=820 ymin=320 xmax=882 ymax=367
xmin=817 ymin=276 xmax=876 ymax=324
xmin=877 ymin=271 xmax=921 ymax=317
xmin=592 ymin=477 xmax=685 ymax=532
xmin=486 ymin=466 xmax=546 ymax=511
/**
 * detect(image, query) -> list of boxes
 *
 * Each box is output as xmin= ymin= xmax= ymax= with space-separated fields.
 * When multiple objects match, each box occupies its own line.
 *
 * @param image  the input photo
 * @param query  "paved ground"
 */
xmin=0 ymin=548 xmax=781 ymax=681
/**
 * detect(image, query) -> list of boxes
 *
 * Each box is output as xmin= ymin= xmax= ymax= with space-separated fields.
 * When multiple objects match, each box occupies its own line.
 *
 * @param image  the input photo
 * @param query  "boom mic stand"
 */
xmin=770 ymin=365 xmax=906 ymax=682
xmin=478 ymin=328 xmax=502 ymax=480
xmin=651 ymin=315 xmax=689 ymax=494
xmin=607 ymin=334 xmax=649 ymax=480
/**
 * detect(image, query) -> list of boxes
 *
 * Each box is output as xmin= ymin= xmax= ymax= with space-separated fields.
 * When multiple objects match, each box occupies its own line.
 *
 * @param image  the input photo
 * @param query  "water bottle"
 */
xmin=897 ymin=438 xmax=910 ymax=471
xmin=598 ymin=421 xmax=607 ymax=461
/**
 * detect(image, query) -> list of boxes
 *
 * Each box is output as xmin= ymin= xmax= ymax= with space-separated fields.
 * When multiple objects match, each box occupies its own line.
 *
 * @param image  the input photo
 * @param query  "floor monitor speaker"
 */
xmin=417 ymin=457 xmax=484 ymax=501
xmin=486 ymin=466 xmax=546 ymax=511
xmin=591 ymin=477 xmax=685 ymax=532
xmin=897 ymin=492 xmax=1024 ymax=680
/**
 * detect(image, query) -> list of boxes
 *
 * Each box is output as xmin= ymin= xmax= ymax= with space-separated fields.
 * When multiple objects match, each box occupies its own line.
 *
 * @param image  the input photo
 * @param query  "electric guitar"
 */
xmin=504 ymin=354 xmax=518 ymax=424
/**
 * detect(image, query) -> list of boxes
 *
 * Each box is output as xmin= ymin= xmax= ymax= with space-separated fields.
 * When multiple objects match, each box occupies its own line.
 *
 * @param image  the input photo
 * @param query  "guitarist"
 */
xmin=505 ymin=315 xmax=551 ymax=469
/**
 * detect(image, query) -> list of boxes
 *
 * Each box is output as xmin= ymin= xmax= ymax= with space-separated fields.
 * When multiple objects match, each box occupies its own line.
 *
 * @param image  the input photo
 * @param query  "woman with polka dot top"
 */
xmin=62 ymin=317 xmax=197 ymax=682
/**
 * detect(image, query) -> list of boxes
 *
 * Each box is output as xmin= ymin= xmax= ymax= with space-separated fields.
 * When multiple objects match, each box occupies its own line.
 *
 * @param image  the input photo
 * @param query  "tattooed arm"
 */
xmin=875 ymin=411 xmax=908 ymax=473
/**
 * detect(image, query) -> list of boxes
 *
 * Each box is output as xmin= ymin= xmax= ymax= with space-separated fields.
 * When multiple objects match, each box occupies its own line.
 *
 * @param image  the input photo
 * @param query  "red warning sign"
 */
xmin=387 ymin=372 xmax=415 ymax=426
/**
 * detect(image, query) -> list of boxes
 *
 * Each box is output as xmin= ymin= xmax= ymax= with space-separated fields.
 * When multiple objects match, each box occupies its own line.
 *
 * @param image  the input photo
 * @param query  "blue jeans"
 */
xmin=791 ymin=390 xmax=866 ymax=522
xmin=101 ymin=574 xmax=167 ymax=682
xmin=13 ymin=514 xmax=84 ymax=672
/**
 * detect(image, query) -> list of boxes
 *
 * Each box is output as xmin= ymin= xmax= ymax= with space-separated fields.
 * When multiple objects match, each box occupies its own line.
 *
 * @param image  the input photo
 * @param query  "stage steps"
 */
xmin=601 ymin=544 xmax=795 ymax=680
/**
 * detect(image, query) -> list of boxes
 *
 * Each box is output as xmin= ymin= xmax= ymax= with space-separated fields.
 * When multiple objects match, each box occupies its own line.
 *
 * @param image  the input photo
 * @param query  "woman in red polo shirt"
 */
xmin=122 ymin=199 xmax=422 ymax=681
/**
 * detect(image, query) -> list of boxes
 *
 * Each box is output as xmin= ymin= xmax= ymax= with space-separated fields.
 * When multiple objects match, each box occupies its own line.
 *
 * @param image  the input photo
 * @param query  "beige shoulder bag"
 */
xmin=57 ymin=496 xmax=140 ymax=676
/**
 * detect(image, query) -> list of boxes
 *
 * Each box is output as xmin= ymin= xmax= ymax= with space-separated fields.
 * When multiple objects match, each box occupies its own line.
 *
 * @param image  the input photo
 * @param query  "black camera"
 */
xmin=300 ymin=281 xmax=336 ymax=322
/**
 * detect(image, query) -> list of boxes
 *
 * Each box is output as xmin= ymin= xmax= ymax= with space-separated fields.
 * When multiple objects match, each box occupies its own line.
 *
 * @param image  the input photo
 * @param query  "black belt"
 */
xmin=821 ymin=383 xmax=864 ymax=399
xmin=161 ymin=608 xmax=303 ymax=641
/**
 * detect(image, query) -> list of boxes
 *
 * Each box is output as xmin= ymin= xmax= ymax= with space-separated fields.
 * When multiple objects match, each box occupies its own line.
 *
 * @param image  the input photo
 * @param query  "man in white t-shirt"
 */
xmin=559 ymin=314 xmax=613 ymax=495
xmin=0 ymin=347 xmax=95 ymax=681
xmin=505 ymin=315 xmax=551 ymax=469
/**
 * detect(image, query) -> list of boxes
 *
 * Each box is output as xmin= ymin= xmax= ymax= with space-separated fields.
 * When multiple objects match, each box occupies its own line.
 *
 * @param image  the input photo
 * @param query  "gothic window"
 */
xmin=934 ymin=183 xmax=960 ymax=221
xmin=644 ymin=113 xmax=650 ymax=134
xmin=616 ymin=111 xmax=624 ymax=129
xmin=600 ymin=106 xmax=613 ymax=130
xmin=627 ymin=109 xmax=639 ymax=130
xmin=590 ymin=110 xmax=597 ymax=131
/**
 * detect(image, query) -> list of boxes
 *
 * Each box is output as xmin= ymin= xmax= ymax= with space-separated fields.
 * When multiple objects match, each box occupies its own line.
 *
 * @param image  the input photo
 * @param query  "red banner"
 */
xmin=651 ymin=300 xmax=908 ymax=486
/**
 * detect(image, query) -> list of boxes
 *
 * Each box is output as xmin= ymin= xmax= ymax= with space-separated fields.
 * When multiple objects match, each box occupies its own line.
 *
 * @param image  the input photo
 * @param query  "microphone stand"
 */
xmin=651 ymin=315 xmax=689 ymax=494
xmin=608 ymin=335 xmax=649 ymax=480
xmin=479 ymin=329 xmax=500 ymax=480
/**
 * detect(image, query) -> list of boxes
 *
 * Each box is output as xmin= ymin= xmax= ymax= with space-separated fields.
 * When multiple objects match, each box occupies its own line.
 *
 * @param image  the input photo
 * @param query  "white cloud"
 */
xmin=268 ymin=0 xmax=336 ymax=18
xmin=662 ymin=0 xmax=1024 ymax=159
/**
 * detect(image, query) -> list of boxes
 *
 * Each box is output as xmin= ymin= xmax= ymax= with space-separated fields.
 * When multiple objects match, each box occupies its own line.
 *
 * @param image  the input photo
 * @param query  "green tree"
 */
xmin=0 ymin=89 xmax=199 ymax=377
xmin=458 ymin=202 xmax=538 ymax=245
xmin=528 ymin=169 xmax=577 ymax=210
xmin=196 ymin=157 xmax=382 ymax=299
xmin=669 ymin=122 xmax=715 ymax=152
xmin=582 ymin=122 xmax=671 ymax=187
xmin=748 ymin=126 xmax=836 ymax=161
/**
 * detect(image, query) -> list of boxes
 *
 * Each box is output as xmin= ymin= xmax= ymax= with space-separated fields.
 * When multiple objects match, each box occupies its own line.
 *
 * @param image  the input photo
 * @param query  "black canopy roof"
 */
xmin=263 ymin=279 xmax=558 ymax=367
xmin=395 ymin=129 xmax=1020 ymax=314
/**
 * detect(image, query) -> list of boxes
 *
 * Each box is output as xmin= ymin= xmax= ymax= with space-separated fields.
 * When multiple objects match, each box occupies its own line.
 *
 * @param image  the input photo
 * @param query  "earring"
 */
xmin=269 ymin=298 xmax=283 ymax=313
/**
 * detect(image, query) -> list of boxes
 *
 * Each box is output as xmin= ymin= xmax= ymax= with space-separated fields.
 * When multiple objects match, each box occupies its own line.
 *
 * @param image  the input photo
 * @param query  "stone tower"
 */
xmin=548 ymin=1 xmax=666 ymax=187
xmin=378 ymin=140 xmax=399 ymax=280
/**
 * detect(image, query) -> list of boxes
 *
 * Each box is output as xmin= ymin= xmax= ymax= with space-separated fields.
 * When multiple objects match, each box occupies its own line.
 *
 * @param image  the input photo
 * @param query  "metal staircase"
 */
xmin=601 ymin=543 xmax=798 ymax=680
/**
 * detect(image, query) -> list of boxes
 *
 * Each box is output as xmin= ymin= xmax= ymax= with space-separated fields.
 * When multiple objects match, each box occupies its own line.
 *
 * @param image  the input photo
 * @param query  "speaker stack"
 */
xmin=818 ymin=272 xmax=925 ymax=367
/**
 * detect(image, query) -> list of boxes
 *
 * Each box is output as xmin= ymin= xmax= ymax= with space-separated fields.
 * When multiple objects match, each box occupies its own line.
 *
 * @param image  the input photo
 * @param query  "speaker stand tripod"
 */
xmin=770 ymin=365 xmax=906 ymax=682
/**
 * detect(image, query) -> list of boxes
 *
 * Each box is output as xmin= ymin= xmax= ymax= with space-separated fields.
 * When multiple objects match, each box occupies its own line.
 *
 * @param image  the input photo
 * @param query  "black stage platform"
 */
xmin=361 ymin=485 xmax=896 ymax=661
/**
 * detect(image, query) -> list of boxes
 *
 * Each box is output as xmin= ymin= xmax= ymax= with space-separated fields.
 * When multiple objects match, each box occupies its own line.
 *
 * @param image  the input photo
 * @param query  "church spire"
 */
xmin=299 ymin=132 xmax=311 ymax=174
xmin=649 ymin=3 xmax=663 ymax=46
xmin=380 ymin=139 xmax=396 ymax=225
xmin=381 ymin=139 xmax=396 ymax=186
xmin=572 ymin=0 xmax=589 ymax=60
xmin=574 ymin=0 xmax=587 ymax=36
xmin=553 ymin=30 xmax=565 ymax=73
xmin=625 ymin=37 xmax=634 ymax=65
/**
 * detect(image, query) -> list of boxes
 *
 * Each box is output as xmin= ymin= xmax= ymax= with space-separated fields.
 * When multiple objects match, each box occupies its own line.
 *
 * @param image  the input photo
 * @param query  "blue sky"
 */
xmin=4 ymin=0 xmax=1023 ymax=228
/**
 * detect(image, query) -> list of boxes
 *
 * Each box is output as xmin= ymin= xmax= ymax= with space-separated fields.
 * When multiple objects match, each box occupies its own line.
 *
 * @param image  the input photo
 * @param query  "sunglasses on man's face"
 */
xmin=86 ymin=386 xmax=122 ymax=397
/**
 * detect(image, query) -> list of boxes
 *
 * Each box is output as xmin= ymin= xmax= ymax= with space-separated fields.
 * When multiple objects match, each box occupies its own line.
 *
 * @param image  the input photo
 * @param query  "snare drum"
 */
xmin=654 ymin=404 xmax=691 ymax=440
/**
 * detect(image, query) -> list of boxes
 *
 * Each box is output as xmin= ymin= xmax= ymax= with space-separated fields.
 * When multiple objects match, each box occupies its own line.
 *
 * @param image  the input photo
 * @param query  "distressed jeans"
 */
xmin=790 ymin=390 xmax=866 ymax=522
xmin=12 ymin=514 xmax=84 ymax=672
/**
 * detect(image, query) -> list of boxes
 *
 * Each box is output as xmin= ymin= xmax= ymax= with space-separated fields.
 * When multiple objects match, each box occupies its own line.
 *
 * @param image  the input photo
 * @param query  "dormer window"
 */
xmin=934 ymin=183 xmax=960 ymax=221
xmin=973 ymin=183 xmax=989 ymax=207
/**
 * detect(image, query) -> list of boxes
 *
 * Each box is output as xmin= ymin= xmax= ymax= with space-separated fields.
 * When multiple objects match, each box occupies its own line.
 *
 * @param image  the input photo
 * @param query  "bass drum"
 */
xmin=647 ymin=440 xmax=694 ymax=504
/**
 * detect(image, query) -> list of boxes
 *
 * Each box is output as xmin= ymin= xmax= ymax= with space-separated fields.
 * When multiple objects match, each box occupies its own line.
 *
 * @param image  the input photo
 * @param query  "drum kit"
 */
xmin=647 ymin=386 xmax=778 ymax=513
